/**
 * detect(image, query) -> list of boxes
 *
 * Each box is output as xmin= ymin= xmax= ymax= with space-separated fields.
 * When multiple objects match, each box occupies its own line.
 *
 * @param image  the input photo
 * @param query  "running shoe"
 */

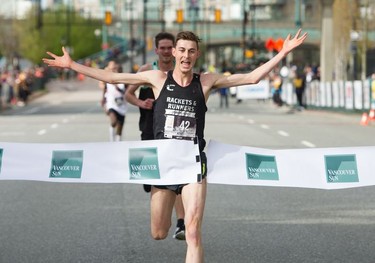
xmin=173 ymin=225 xmax=185 ymax=240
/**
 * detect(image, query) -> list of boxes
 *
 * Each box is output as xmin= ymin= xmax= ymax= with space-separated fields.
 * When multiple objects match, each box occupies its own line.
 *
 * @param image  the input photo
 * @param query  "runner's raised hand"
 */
xmin=43 ymin=47 xmax=73 ymax=69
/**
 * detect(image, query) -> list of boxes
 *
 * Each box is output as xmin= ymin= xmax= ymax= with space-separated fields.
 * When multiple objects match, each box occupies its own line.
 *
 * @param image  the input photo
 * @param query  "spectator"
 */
xmin=219 ymin=71 xmax=231 ymax=108
xmin=271 ymin=71 xmax=283 ymax=107
xmin=293 ymin=72 xmax=306 ymax=110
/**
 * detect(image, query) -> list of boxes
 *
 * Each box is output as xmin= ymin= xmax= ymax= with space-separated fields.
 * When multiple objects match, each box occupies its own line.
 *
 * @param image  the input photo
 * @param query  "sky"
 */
xmin=0 ymin=1 xmax=32 ymax=18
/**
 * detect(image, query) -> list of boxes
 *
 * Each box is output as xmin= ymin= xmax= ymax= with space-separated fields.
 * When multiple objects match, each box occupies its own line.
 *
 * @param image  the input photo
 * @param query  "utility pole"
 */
xmin=36 ymin=0 xmax=43 ymax=30
xmin=361 ymin=0 xmax=369 ymax=81
xmin=127 ymin=0 xmax=134 ymax=72
xmin=295 ymin=0 xmax=302 ymax=27
xmin=143 ymin=0 xmax=147 ymax=65
xmin=242 ymin=0 xmax=247 ymax=63
xmin=66 ymin=0 xmax=71 ymax=48
xmin=249 ymin=2 xmax=256 ymax=40
xmin=161 ymin=0 xmax=166 ymax=32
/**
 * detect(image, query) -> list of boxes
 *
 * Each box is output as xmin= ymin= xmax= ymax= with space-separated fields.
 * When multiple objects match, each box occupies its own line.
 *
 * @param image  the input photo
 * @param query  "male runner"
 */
xmin=99 ymin=60 xmax=127 ymax=141
xmin=43 ymin=29 xmax=307 ymax=263
xmin=125 ymin=32 xmax=186 ymax=240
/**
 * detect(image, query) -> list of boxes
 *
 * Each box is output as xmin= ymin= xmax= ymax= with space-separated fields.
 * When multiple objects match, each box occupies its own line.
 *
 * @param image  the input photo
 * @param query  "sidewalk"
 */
xmin=0 ymin=77 xmax=100 ymax=113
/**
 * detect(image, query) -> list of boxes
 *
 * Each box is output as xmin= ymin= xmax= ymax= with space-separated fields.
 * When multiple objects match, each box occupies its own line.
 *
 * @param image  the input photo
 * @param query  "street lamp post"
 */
xmin=361 ymin=0 xmax=369 ymax=81
xmin=249 ymin=1 xmax=256 ymax=39
xmin=143 ymin=0 xmax=148 ymax=65
xmin=242 ymin=0 xmax=248 ymax=63
xmin=125 ymin=0 xmax=134 ymax=72
xmin=161 ymin=0 xmax=166 ymax=32
xmin=350 ymin=30 xmax=359 ymax=81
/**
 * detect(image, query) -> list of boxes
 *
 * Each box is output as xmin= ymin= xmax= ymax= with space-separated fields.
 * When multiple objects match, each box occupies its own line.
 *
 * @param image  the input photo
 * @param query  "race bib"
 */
xmin=164 ymin=114 xmax=196 ymax=140
xmin=115 ymin=97 xmax=124 ymax=106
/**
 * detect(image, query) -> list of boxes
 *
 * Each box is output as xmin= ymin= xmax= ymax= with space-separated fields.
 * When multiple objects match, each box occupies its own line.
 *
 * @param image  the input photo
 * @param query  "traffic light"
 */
xmin=265 ymin=38 xmax=275 ymax=52
xmin=104 ymin=11 xmax=112 ymax=26
xmin=147 ymin=37 xmax=153 ymax=51
xmin=245 ymin=49 xmax=254 ymax=58
xmin=214 ymin=9 xmax=221 ymax=23
xmin=176 ymin=9 xmax=183 ymax=24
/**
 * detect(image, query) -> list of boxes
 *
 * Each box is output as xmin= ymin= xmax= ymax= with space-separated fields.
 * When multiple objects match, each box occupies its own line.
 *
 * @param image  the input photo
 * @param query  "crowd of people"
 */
xmin=0 ymin=66 xmax=49 ymax=111
xmin=270 ymin=63 xmax=320 ymax=109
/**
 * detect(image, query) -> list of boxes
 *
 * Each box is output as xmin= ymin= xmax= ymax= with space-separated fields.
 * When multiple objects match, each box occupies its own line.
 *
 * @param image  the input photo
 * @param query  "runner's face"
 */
xmin=155 ymin=39 xmax=174 ymax=64
xmin=107 ymin=61 xmax=118 ymax=72
xmin=173 ymin=39 xmax=199 ymax=73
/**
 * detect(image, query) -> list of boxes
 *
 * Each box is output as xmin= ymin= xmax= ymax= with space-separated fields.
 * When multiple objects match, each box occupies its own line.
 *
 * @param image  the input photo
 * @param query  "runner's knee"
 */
xmin=185 ymin=217 xmax=202 ymax=246
xmin=151 ymin=219 xmax=171 ymax=240
xmin=151 ymin=228 xmax=169 ymax=240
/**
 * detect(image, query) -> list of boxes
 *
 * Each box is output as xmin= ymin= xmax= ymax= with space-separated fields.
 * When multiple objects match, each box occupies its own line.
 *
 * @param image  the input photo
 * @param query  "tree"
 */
xmin=333 ymin=0 xmax=353 ymax=81
xmin=0 ymin=16 xmax=20 ymax=69
xmin=2 ymin=6 xmax=102 ymax=67
xmin=333 ymin=0 xmax=375 ymax=80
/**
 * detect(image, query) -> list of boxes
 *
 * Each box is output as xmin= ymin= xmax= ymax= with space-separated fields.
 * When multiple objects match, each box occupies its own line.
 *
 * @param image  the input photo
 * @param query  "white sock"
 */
xmin=109 ymin=127 xmax=115 ymax=141
xmin=115 ymin=135 xmax=121 ymax=141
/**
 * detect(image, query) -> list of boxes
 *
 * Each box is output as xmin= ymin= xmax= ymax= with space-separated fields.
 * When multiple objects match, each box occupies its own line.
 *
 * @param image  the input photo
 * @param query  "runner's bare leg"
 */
xmin=182 ymin=179 xmax=207 ymax=263
xmin=174 ymin=194 xmax=185 ymax=220
xmin=150 ymin=187 xmax=176 ymax=239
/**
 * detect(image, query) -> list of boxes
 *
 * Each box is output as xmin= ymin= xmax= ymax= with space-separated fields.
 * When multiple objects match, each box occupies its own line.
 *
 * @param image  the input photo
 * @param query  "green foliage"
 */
xmin=13 ymin=7 xmax=102 ymax=65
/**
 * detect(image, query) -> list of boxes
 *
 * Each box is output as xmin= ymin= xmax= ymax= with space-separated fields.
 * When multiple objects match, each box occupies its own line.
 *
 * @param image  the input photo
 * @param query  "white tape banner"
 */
xmin=0 ymin=139 xmax=201 ymax=185
xmin=206 ymin=140 xmax=375 ymax=189
xmin=2 ymin=139 xmax=374 ymax=189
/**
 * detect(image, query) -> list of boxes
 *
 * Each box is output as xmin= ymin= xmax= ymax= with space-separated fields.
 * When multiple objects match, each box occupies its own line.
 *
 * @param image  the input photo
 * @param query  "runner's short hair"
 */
xmin=175 ymin=31 xmax=201 ymax=50
xmin=155 ymin=32 xmax=175 ymax=47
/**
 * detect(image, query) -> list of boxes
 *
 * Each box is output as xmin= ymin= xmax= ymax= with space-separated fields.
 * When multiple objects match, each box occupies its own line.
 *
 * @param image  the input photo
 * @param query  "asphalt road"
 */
xmin=1 ymin=78 xmax=375 ymax=263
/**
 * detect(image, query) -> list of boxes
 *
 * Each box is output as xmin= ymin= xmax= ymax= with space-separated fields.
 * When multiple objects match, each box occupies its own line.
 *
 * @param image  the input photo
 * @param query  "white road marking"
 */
xmin=51 ymin=123 xmax=59 ymax=129
xmin=277 ymin=130 xmax=289 ymax=137
xmin=247 ymin=119 xmax=255 ymax=124
xmin=260 ymin=124 xmax=270 ymax=129
xmin=37 ymin=129 xmax=47 ymax=135
xmin=301 ymin=140 xmax=316 ymax=148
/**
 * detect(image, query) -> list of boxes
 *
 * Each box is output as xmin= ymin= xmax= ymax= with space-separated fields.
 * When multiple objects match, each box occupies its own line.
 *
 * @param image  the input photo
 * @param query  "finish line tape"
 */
xmin=0 ymin=139 xmax=201 ymax=185
xmin=206 ymin=140 xmax=375 ymax=189
xmin=1 ymin=140 xmax=374 ymax=189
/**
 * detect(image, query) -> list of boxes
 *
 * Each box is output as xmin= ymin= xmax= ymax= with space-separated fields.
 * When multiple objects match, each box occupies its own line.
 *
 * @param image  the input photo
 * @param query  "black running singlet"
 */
xmin=153 ymin=71 xmax=207 ymax=152
xmin=138 ymin=61 xmax=158 ymax=139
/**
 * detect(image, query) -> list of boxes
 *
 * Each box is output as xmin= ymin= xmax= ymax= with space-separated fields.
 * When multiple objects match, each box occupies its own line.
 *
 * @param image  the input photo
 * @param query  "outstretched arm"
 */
xmin=211 ymin=29 xmax=308 ymax=89
xmin=43 ymin=47 xmax=150 ymax=86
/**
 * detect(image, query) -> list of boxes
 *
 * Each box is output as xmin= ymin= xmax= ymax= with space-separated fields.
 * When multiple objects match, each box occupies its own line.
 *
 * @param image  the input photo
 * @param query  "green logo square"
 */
xmin=325 ymin=154 xmax=359 ymax=183
xmin=129 ymin=148 xmax=160 ymax=180
xmin=0 ymin=148 xmax=3 ymax=175
xmin=49 ymin=150 xmax=83 ymax=178
xmin=246 ymin=153 xmax=279 ymax=180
